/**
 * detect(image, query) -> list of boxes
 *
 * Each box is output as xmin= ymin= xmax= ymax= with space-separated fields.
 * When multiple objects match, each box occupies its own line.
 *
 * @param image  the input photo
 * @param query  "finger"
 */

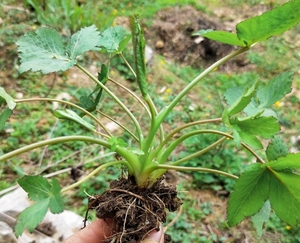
xmin=140 ymin=225 xmax=164 ymax=243
xmin=64 ymin=219 xmax=111 ymax=243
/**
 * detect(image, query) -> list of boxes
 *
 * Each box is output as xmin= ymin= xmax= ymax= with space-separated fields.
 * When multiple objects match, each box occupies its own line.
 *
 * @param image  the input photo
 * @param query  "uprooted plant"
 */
xmin=1 ymin=1 xmax=300 ymax=242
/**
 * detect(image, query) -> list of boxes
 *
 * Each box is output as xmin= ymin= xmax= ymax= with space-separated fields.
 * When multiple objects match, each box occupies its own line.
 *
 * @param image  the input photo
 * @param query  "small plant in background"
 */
xmin=1 ymin=1 xmax=300 ymax=242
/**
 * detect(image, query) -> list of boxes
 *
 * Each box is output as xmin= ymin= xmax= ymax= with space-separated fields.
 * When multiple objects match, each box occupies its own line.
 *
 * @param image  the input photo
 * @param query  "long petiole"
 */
xmin=61 ymin=160 xmax=129 ymax=193
xmin=96 ymin=110 xmax=139 ymax=142
xmin=119 ymin=52 xmax=137 ymax=79
xmin=157 ymin=164 xmax=238 ymax=180
xmin=171 ymin=136 xmax=227 ymax=166
xmin=76 ymin=63 xmax=143 ymax=143
xmin=15 ymin=98 xmax=111 ymax=138
xmin=108 ymin=77 xmax=150 ymax=116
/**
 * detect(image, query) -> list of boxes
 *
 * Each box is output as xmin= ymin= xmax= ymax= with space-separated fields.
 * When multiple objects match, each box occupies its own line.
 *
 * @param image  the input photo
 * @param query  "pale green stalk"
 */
xmin=15 ymin=98 xmax=111 ymax=138
xmin=76 ymin=63 xmax=143 ymax=143
xmin=171 ymin=136 xmax=227 ymax=166
xmin=119 ymin=52 xmax=137 ymax=79
xmin=157 ymin=164 xmax=238 ymax=180
xmin=143 ymin=47 xmax=249 ymax=158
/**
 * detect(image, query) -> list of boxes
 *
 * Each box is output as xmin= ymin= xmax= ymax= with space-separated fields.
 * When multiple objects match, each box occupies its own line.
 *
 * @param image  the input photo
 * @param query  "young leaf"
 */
xmin=0 ymin=108 xmax=12 ymax=131
xmin=17 ymin=28 xmax=75 ymax=74
xmin=66 ymin=25 xmax=100 ymax=59
xmin=268 ymin=170 xmax=300 ymax=226
xmin=257 ymin=72 xmax=293 ymax=108
xmin=266 ymin=136 xmax=289 ymax=161
xmin=15 ymin=199 xmax=49 ymax=237
xmin=109 ymin=137 xmax=127 ymax=151
xmin=16 ymin=176 xmax=64 ymax=236
xmin=251 ymin=200 xmax=271 ymax=237
xmin=53 ymin=109 xmax=96 ymax=131
xmin=195 ymin=30 xmax=246 ymax=47
xmin=236 ymin=0 xmax=300 ymax=46
xmin=0 ymin=87 xmax=16 ymax=109
xmin=227 ymin=163 xmax=269 ymax=226
xmin=130 ymin=15 xmax=148 ymax=97
xmin=97 ymin=26 xmax=131 ymax=53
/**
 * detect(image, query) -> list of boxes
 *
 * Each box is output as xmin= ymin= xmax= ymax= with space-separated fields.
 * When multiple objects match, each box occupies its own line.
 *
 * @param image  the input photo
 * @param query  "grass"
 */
xmin=1 ymin=0 xmax=300 ymax=242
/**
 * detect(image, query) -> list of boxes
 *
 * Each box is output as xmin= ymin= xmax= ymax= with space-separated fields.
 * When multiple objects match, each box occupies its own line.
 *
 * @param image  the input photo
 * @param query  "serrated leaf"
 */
xmin=251 ymin=200 xmax=271 ymax=237
xmin=197 ymin=30 xmax=246 ymax=47
xmin=232 ymin=116 xmax=280 ymax=139
xmin=226 ymin=82 xmax=257 ymax=116
xmin=98 ymin=26 xmax=131 ymax=53
xmin=236 ymin=0 xmax=300 ymax=46
xmin=239 ymin=130 xmax=263 ymax=149
xmin=268 ymin=170 xmax=300 ymax=226
xmin=227 ymin=163 xmax=269 ymax=226
xmin=66 ymin=25 xmax=100 ymax=59
xmin=267 ymin=153 xmax=300 ymax=171
xmin=0 ymin=87 xmax=16 ymax=109
xmin=15 ymin=199 xmax=49 ymax=237
xmin=266 ymin=136 xmax=289 ymax=161
xmin=53 ymin=109 xmax=96 ymax=131
xmin=130 ymin=15 xmax=148 ymax=97
xmin=0 ymin=108 xmax=12 ymax=131
xmin=17 ymin=28 xmax=75 ymax=74
xmin=16 ymin=176 xmax=64 ymax=236
xmin=257 ymin=72 xmax=293 ymax=108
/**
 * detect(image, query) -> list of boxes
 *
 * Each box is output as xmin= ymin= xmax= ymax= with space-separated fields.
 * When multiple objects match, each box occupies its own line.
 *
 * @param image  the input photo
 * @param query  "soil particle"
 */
xmin=87 ymin=176 xmax=182 ymax=243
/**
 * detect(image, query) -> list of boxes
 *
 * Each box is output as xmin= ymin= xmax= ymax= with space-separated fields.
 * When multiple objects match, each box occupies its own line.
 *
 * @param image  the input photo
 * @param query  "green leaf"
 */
xmin=17 ymin=28 xmax=75 ymax=74
xmin=257 ymin=72 xmax=293 ymax=108
xmin=196 ymin=30 xmax=246 ymax=47
xmin=66 ymin=25 xmax=100 ymax=59
xmin=53 ymin=109 xmax=96 ymax=131
xmin=16 ymin=176 xmax=64 ymax=236
xmin=108 ymin=137 xmax=127 ymax=151
xmin=268 ymin=170 xmax=300 ymax=226
xmin=251 ymin=200 xmax=271 ymax=237
xmin=236 ymin=0 xmax=300 ymax=46
xmin=15 ymin=199 xmax=49 ymax=237
xmin=267 ymin=153 xmax=300 ymax=171
xmin=266 ymin=136 xmax=289 ymax=161
xmin=227 ymin=163 xmax=269 ymax=226
xmin=0 ymin=87 xmax=16 ymax=109
xmin=0 ymin=108 xmax=12 ymax=131
xmin=130 ymin=15 xmax=148 ymax=97
xmin=232 ymin=116 xmax=280 ymax=139
xmin=97 ymin=26 xmax=131 ymax=53
xmin=226 ymin=82 xmax=257 ymax=116
xmin=238 ymin=129 xmax=263 ymax=149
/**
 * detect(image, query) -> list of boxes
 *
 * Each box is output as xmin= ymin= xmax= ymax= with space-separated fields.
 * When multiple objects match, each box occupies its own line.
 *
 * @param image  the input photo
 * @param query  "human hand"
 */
xmin=64 ymin=219 xmax=164 ymax=243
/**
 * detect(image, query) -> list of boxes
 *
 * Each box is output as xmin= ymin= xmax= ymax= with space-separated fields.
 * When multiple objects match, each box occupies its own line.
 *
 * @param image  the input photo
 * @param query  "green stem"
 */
xmin=108 ymin=77 xmax=150 ymax=116
xmin=157 ymin=164 xmax=238 ymax=180
xmin=119 ymin=52 xmax=137 ymax=79
xmin=171 ymin=136 xmax=227 ymax=166
xmin=160 ymin=129 xmax=222 ymax=164
xmin=15 ymin=98 xmax=111 ymax=138
xmin=61 ymin=160 xmax=128 ymax=193
xmin=96 ymin=110 xmax=139 ymax=142
xmin=76 ymin=63 xmax=143 ymax=143
xmin=0 ymin=136 xmax=111 ymax=162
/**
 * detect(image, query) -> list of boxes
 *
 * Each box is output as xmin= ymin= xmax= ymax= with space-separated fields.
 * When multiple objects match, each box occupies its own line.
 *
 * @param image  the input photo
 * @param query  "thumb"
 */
xmin=140 ymin=225 xmax=164 ymax=243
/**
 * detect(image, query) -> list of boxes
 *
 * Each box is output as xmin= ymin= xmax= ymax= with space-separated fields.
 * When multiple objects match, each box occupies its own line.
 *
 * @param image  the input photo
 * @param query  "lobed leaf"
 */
xmin=66 ymin=25 xmax=100 ymax=59
xmin=266 ymin=136 xmax=289 ymax=161
xmin=267 ymin=153 xmax=300 ymax=171
xmin=15 ymin=199 xmax=49 ymax=237
xmin=97 ymin=26 xmax=131 ymax=53
xmin=227 ymin=163 xmax=269 ymax=226
xmin=237 ymin=0 xmax=300 ymax=46
xmin=257 ymin=72 xmax=293 ymax=108
xmin=17 ymin=28 xmax=75 ymax=74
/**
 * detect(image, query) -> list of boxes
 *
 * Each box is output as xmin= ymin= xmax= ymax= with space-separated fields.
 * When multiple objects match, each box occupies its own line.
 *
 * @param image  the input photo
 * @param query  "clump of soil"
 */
xmin=87 ymin=176 xmax=182 ymax=243
xmin=146 ymin=6 xmax=248 ymax=70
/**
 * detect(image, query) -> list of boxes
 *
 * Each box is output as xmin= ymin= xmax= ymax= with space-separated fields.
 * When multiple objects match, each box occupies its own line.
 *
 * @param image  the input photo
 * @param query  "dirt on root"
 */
xmin=87 ymin=176 xmax=182 ymax=243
